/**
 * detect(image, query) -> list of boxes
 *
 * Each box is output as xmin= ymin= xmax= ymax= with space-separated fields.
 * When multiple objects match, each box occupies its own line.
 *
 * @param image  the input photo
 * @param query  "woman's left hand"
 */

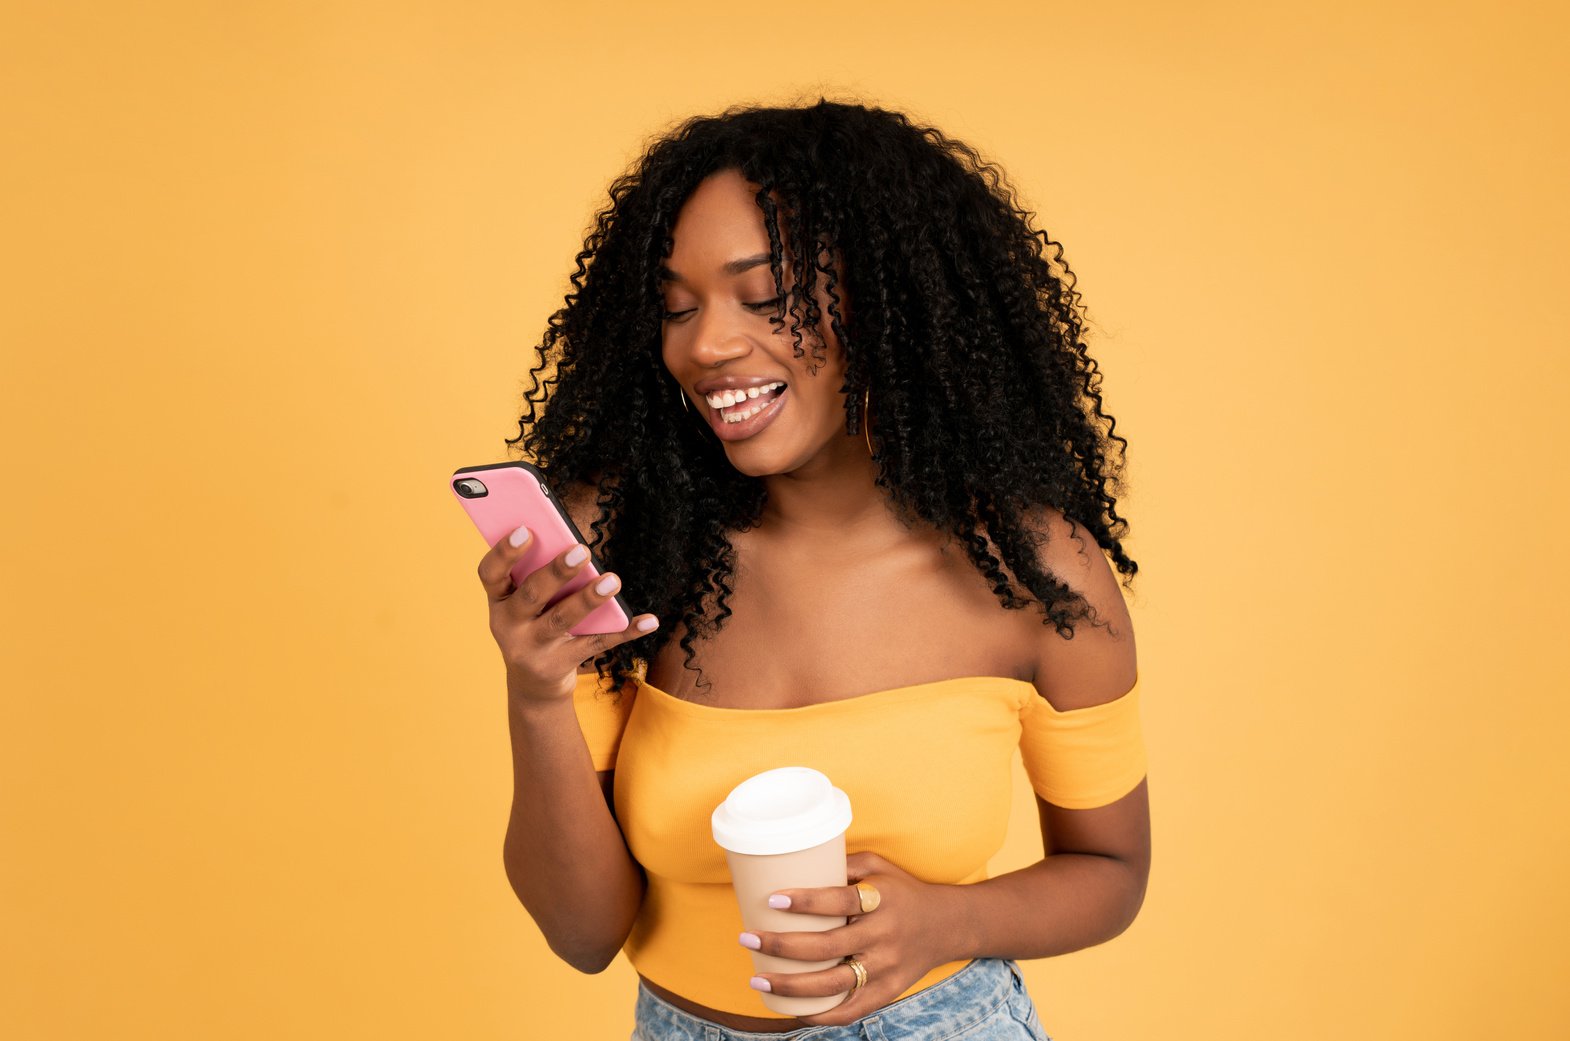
xmin=740 ymin=850 xmax=967 ymax=1027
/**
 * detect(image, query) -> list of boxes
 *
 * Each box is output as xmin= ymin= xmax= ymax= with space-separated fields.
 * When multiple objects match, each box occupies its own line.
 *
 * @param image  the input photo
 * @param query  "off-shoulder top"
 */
xmin=568 ymin=667 xmax=1146 ymax=1018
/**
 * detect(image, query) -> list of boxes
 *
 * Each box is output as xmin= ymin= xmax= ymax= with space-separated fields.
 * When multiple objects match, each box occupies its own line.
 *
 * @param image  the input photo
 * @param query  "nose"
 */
xmin=682 ymin=304 xmax=756 ymax=369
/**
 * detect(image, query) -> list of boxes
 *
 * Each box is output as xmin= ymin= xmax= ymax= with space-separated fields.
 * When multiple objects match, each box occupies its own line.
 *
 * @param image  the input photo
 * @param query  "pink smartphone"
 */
xmin=450 ymin=461 xmax=631 ymax=637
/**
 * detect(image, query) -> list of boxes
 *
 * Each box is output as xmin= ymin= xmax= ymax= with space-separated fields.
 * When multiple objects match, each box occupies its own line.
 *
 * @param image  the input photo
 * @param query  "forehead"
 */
xmin=659 ymin=170 xmax=777 ymax=279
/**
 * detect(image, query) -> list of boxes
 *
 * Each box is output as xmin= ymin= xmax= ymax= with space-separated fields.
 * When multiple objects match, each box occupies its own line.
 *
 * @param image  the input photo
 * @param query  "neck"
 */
xmin=755 ymin=435 xmax=906 ymax=545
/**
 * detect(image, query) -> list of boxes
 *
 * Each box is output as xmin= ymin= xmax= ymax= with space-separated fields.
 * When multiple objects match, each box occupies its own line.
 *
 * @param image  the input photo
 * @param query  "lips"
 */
xmin=705 ymin=384 xmax=788 ymax=442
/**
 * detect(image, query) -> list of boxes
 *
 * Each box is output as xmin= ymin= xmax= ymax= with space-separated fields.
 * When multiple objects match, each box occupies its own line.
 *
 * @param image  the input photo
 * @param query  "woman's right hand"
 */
xmin=478 ymin=524 xmax=659 ymax=708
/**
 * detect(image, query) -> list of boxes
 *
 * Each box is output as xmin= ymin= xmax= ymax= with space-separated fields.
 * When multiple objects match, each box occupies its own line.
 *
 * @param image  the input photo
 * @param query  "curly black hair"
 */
xmin=505 ymin=96 xmax=1136 ymax=698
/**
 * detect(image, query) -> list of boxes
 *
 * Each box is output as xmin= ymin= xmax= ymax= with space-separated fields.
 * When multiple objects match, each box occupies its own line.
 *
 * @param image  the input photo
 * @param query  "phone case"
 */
xmin=450 ymin=461 xmax=631 ymax=637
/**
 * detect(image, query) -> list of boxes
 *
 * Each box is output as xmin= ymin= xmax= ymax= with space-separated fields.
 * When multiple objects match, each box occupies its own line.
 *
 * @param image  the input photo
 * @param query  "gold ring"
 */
xmin=855 ymin=881 xmax=882 ymax=914
xmin=843 ymin=956 xmax=868 ymax=993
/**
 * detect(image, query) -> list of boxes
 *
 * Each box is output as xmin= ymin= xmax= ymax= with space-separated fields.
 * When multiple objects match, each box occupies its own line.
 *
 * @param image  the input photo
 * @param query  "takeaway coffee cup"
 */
xmin=711 ymin=766 xmax=854 ymax=1016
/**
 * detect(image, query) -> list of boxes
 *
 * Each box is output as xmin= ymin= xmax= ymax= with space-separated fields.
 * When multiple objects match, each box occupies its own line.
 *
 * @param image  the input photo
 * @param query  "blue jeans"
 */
xmin=631 ymin=958 xmax=1053 ymax=1041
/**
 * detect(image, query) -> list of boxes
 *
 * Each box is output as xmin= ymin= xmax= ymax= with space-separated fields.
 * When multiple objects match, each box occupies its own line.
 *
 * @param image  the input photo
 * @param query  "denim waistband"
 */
xmin=633 ymin=957 xmax=1024 ymax=1041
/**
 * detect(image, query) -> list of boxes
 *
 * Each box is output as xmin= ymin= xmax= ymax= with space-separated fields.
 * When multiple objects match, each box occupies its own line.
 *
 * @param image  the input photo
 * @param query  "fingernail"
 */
xmin=749 ymin=976 xmax=772 ymax=992
xmin=636 ymin=616 xmax=659 ymax=632
xmin=767 ymin=894 xmax=791 ymax=909
xmin=594 ymin=573 xmax=620 ymax=595
xmin=508 ymin=524 xmax=530 ymax=547
xmin=738 ymin=932 xmax=761 ymax=950
xmin=564 ymin=545 xmax=589 ymax=566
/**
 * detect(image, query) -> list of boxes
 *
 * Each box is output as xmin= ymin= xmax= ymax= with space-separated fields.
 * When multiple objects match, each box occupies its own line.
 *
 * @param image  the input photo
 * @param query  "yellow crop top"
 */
xmin=570 ymin=668 xmax=1146 ymax=1018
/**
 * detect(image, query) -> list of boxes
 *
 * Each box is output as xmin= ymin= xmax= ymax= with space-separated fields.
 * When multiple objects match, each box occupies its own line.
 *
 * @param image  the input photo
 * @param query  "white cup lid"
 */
xmin=711 ymin=766 xmax=853 ymax=856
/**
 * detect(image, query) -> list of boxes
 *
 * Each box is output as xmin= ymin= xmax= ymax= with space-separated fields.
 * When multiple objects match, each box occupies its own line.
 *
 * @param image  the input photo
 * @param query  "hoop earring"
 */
xmin=862 ymin=387 xmax=874 ymax=457
xmin=678 ymin=387 xmax=691 ymax=412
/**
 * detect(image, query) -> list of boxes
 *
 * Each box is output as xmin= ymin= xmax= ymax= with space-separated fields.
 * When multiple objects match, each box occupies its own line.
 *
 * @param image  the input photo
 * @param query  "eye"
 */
xmin=661 ymin=308 xmax=695 ymax=322
xmin=746 ymin=296 xmax=784 ymax=311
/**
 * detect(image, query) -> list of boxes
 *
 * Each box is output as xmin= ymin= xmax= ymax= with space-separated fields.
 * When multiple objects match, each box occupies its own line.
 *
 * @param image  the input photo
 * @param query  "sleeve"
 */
xmin=570 ymin=670 xmax=638 ymax=771
xmin=1018 ymin=673 xmax=1147 ymax=809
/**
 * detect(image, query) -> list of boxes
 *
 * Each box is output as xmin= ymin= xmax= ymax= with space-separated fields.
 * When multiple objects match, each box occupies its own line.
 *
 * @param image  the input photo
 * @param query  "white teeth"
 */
xmin=705 ymin=382 xmax=785 ymax=409
xmin=724 ymin=402 xmax=767 ymax=423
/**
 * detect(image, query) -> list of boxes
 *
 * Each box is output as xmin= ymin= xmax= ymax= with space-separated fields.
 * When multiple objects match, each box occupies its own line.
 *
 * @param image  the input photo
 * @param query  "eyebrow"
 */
xmin=656 ymin=252 xmax=772 ymax=284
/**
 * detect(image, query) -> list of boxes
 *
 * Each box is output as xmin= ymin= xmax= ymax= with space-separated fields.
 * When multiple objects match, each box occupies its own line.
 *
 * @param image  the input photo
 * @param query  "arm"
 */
xmin=499 ymin=479 xmax=646 ymax=974
xmin=934 ymin=782 xmax=1150 ymax=961
xmin=941 ymin=503 xmax=1149 ymax=958
xmin=501 ymin=674 xmax=646 ymax=974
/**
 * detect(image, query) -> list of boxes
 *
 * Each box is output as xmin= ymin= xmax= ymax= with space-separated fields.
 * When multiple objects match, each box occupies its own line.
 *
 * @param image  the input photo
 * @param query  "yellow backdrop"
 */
xmin=4 ymin=1 xmax=1566 ymax=1038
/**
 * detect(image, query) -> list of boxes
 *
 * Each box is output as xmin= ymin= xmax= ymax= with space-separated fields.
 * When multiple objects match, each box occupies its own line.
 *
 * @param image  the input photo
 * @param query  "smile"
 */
xmin=705 ymin=385 xmax=788 ymax=442
xmin=705 ymin=381 xmax=787 ymax=419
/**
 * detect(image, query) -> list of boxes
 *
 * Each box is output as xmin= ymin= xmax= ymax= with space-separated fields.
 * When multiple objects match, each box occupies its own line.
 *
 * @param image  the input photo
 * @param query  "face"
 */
xmin=659 ymin=167 xmax=856 ymax=478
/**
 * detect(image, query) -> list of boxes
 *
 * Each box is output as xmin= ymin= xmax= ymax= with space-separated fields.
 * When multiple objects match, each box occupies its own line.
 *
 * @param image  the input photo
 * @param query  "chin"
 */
xmin=722 ymin=446 xmax=792 ymax=478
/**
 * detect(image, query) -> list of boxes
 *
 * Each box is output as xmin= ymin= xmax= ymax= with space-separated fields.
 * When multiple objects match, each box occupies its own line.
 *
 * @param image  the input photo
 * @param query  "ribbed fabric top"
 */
xmin=569 ymin=669 xmax=1146 ymax=1017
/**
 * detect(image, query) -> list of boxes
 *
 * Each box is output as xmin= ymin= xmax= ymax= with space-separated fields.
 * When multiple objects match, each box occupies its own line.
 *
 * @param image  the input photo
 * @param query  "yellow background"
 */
xmin=4 ymin=1 xmax=1567 ymax=1037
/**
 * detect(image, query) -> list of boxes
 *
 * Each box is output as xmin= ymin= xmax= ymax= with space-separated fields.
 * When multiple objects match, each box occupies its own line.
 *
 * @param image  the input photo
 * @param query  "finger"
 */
xmin=766 ymin=882 xmax=872 ymax=919
xmin=566 ymin=610 xmax=661 ymax=663
xmin=740 ymin=921 xmax=862 ymax=963
xmin=750 ymin=958 xmax=862 ymax=1000
xmin=525 ymin=559 xmax=625 ymax=641
xmin=846 ymin=851 xmax=895 ymax=881
xmin=476 ymin=523 xmax=537 ymax=600
xmin=502 ymin=542 xmax=594 ymax=623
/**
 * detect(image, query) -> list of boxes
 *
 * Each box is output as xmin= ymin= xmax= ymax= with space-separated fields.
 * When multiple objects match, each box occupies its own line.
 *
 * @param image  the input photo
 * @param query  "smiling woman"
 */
xmin=489 ymin=97 xmax=1147 ymax=1041
xmin=657 ymin=170 xmax=856 ymax=459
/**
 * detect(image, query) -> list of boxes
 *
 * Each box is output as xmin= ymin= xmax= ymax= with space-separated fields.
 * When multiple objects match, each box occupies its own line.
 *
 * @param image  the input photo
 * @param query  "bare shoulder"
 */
xmin=1020 ymin=504 xmax=1138 ymax=711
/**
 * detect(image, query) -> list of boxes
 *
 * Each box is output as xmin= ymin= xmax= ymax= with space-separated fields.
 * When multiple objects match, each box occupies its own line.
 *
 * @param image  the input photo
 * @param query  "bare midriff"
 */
xmin=639 ymin=975 xmax=818 ymax=1033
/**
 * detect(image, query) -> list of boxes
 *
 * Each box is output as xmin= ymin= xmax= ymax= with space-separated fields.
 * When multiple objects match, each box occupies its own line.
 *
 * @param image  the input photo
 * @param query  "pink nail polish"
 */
xmin=750 ymin=976 xmax=772 ymax=992
xmin=738 ymin=932 xmax=761 ymax=950
xmin=767 ymin=894 xmax=791 ymax=909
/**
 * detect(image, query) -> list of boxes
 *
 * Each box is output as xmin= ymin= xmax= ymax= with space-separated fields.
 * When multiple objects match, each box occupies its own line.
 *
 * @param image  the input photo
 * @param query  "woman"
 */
xmin=485 ymin=98 xmax=1149 ymax=1041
